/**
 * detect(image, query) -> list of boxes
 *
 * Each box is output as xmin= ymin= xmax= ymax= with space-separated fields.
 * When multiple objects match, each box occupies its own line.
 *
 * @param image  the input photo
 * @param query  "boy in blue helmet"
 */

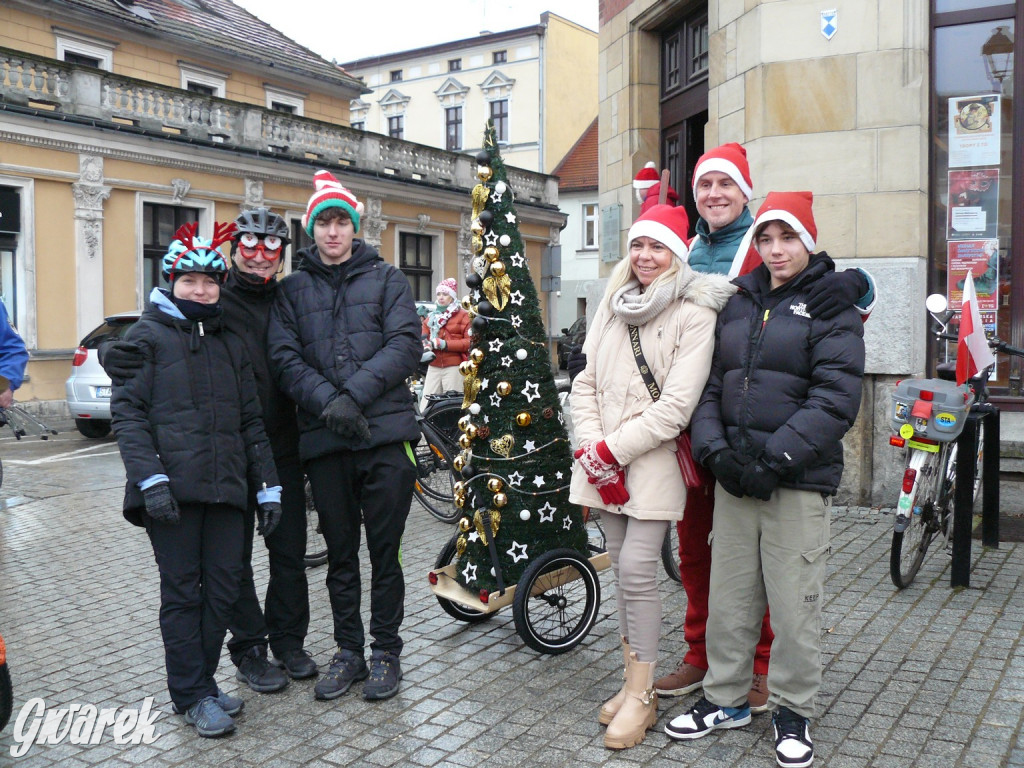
xmin=111 ymin=222 xmax=281 ymax=738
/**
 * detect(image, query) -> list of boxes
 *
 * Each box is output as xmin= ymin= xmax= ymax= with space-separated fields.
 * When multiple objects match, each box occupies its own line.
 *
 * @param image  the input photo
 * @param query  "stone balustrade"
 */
xmin=0 ymin=47 xmax=558 ymax=205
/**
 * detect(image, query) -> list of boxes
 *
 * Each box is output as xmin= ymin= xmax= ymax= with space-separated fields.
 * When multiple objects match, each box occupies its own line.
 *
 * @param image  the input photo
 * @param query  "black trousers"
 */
xmin=227 ymin=455 xmax=309 ymax=661
xmin=304 ymin=441 xmax=415 ymax=655
xmin=146 ymin=503 xmax=244 ymax=712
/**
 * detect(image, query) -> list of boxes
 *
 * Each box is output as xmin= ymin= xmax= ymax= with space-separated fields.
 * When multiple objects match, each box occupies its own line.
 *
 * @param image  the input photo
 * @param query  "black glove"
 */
xmin=142 ymin=482 xmax=180 ymax=525
xmin=99 ymin=340 xmax=144 ymax=384
xmin=320 ymin=394 xmax=371 ymax=442
xmin=708 ymin=449 xmax=752 ymax=498
xmin=740 ymin=459 xmax=780 ymax=501
xmin=566 ymin=346 xmax=587 ymax=382
xmin=257 ymin=501 xmax=282 ymax=537
xmin=804 ymin=269 xmax=868 ymax=320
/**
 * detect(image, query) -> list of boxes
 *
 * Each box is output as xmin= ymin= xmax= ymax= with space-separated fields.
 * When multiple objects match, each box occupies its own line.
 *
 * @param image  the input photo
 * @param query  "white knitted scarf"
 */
xmin=609 ymin=272 xmax=691 ymax=327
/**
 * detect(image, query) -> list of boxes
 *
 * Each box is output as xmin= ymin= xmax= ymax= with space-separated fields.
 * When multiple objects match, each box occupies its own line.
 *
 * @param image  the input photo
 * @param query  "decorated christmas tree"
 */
xmin=452 ymin=123 xmax=588 ymax=593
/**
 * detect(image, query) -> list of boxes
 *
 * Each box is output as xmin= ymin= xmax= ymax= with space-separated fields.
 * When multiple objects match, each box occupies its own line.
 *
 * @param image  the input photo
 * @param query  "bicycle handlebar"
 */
xmin=936 ymin=332 xmax=1024 ymax=359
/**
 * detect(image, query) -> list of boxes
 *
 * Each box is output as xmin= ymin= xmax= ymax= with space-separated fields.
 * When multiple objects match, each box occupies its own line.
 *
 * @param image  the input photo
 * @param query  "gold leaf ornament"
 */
xmin=471 ymin=184 xmax=490 ymax=218
xmin=456 ymin=535 xmax=467 ymax=557
xmin=462 ymin=373 xmax=481 ymax=409
xmin=489 ymin=433 xmax=514 ymax=458
xmin=473 ymin=508 xmax=501 ymax=544
xmin=482 ymin=273 xmax=511 ymax=311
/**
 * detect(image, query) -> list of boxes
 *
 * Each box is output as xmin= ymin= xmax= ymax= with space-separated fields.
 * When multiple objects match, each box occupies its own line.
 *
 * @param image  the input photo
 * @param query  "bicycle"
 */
xmin=0 ymin=629 xmax=11 ymax=732
xmin=412 ymin=391 xmax=462 ymax=523
xmin=304 ymin=477 xmax=328 ymax=568
xmin=888 ymin=293 xmax=1024 ymax=589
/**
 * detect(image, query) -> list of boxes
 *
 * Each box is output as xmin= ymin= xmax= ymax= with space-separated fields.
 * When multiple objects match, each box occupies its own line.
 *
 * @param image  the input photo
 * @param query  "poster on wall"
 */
xmin=947 ymin=239 xmax=999 ymax=313
xmin=948 ymin=94 xmax=1000 ymax=168
xmin=947 ymin=168 xmax=999 ymax=239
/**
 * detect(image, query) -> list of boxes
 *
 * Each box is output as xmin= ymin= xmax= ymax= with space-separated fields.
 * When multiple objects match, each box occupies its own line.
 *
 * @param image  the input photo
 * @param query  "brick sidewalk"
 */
xmin=0 ymin=434 xmax=1022 ymax=766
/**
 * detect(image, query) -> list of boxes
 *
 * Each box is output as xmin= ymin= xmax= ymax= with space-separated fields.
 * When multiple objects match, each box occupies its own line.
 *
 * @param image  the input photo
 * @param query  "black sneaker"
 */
xmin=363 ymin=650 xmax=402 ymax=701
xmin=664 ymin=695 xmax=751 ymax=740
xmin=234 ymin=647 xmax=289 ymax=693
xmin=275 ymin=648 xmax=319 ymax=680
xmin=772 ymin=706 xmax=814 ymax=768
xmin=314 ymin=649 xmax=368 ymax=701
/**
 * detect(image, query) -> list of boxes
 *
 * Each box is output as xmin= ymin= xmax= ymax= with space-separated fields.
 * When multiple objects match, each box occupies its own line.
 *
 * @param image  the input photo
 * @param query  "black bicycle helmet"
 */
xmin=233 ymin=207 xmax=290 ymax=244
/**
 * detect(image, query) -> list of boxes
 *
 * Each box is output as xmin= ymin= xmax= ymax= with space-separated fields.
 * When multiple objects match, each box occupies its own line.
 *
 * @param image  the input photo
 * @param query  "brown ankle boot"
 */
xmin=603 ymin=653 xmax=658 ymax=749
xmin=599 ymin=638 xmax=630 ymax=726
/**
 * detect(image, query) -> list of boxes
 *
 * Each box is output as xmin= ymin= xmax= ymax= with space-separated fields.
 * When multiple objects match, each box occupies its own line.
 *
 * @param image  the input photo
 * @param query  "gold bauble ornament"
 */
xmin=490 ymin=261 xmax=506 ymax=277
xmin=458 ymin=414 xmax=472 ymax=433
xmin=469 ymin=348 xmax=485 ymax=364
xmin=454 ymin=495 xmax=465 ymax=509
xmin=466 ymin=424 xmax=479 ymax=439
xmin=453 ymin=454 xmax=465 ymax=472
xmin=487 ymin=478 xmax=504 ymax=493
xmin=483 ymin=246 xmax=500 ymax=262
xmin=459 ymin=360 xmax=476 ymax=377
xmin=496 ymin=381 xmax=512 ymax=396
xmin=459 ymin=518 xmax=471 ymax=533
xmin=458 ymin=433 xmax=473 ymax=450
xmin=461 ymin=296 xmax=474 ymax=311
xmin=471 ymin=220 xmax=484 ymax=235
xmin=516 ymin=412 xmax=532 ymax=427
xmin=454 ymin=480 xmax=465 ymax=494
xmin=493 ymin=492 xmax=508 ymax=508
xmin=456 ymin=535 xmax=467 ymax=556
xmin=477 ymin=166 xmax=493 ymax=181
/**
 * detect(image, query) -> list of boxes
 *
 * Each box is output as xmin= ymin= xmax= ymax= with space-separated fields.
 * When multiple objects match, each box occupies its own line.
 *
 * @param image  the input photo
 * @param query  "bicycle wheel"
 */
xmin=413 ymin=435 xmax=459 ymax=523
xmin=512 ymin=548 xmax=600 ymax=655
xmin=433 ymin=533 xmax=491 ymax=623
xmin=661 ymin=523 xmax=682 ymax=583
xmin=0 ymin=634 xmax=11 ymax=733
xmin=303 ymin=478 xmax=328 ymax=568
xmin=890 ymin=448 xmax=947 ymax=589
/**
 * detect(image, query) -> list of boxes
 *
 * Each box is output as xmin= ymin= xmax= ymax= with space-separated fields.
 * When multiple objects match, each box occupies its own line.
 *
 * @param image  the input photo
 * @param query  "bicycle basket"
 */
xmin=890 ymin=378 xmax=975 ymax=442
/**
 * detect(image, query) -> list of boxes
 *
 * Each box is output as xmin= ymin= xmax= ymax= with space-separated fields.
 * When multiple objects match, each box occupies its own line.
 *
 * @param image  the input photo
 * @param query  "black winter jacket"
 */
xmin=112 ymin=294 xmax=279 ymax=525
xmin=268 ymin=240 xmax=422 ymax=460
xmin=690 ymin=253 xmax=865 ymax=494
xmin=220 ymin=267 xmax=300 ymax=465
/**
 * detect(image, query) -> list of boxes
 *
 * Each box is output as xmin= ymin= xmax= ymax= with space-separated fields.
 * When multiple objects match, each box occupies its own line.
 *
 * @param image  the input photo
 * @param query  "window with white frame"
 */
xmin=54 ymin=30 xmax=114 ymax=71
xmin=582 ymin=203 xmax=598 ymax=249
xmin=265 ymin=86 xmax=305 ymax=116
xmin=179 ymin=64 xmax=226 ymax=98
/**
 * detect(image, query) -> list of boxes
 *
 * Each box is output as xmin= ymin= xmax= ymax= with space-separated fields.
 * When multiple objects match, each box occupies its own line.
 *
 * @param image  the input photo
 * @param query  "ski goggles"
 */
xmin=238 ymin=233 xmax=284 ymax=260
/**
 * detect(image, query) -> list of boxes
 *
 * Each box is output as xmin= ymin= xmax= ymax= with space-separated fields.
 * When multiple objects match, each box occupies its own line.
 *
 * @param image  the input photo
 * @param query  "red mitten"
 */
xmin=573 ymin=440 xmax=630 ymax=506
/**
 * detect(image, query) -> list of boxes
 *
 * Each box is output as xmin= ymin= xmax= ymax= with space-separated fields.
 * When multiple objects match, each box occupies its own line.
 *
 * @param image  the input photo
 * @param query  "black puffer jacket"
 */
xmin=268 ymin=240 xmax=422 ymax=460
xmin=690 ymin=253 xmax=865 ymax=494
xmin=112 ymin=294 xmax=279 ymax=525
xmin=221 ymin=267 xmax=300 ymax=464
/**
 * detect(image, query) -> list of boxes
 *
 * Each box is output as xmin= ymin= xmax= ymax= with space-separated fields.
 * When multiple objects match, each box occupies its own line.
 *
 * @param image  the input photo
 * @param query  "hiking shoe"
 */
xmin=654 ymin=660 xmax=706 ymax=696
xmin=313 ymin=649 xmax=368 ymax=701
xmin=749 ymin=672 xmax=771 ymax=714
xmin=275 ymin=648 xmax=319 ymax=680
xmin=171 ymin=688 xmax=243 ymax=717
xmin=183 ymin=696 xmax=235 ymax=738
xmin=664 ymin=695 xmax=751 ymax=740
xmin=235 ymin=647 xmax=289 ymax=693
xmin=773 ymin=706 xmax=813 ymax=768
xmin=363 ymin=650 xmax=402 ymax=701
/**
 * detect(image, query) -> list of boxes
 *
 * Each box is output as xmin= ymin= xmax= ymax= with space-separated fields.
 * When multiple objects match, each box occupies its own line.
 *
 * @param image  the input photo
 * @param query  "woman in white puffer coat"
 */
xmin=569 ymin=203 xmax=734 ymax=750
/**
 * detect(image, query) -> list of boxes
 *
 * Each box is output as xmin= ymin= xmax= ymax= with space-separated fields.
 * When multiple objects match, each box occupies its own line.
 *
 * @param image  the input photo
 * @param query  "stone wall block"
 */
xmin=759 ymin=132 xmax=876 ymax=195
xmin=856 ymin=50 xmax=927 ymax=129
xmin=878 ymin=126 xmax=927 ymax=193
xmin=762 ymin=57 xmax=856 ymax=135
xmin=857 ymin=192 xmax=927 ymax=258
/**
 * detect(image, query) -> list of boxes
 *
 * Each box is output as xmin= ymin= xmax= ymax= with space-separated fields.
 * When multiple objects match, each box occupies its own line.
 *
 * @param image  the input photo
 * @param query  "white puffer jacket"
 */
xmin=569 ymin=268 xmax=735 ymax=520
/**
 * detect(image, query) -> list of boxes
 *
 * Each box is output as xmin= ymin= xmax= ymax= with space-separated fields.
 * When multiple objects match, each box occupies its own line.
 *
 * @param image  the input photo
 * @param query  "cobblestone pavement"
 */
xmin=1 ymin=428 xmax=1022 ymax=767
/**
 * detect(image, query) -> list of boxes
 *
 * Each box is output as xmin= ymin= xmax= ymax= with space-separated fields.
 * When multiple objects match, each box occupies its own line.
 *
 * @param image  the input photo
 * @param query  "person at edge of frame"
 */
xmin=110 ymin=223 xmax=281 ymax=738
xmin=267 ymin=170 xmax=421 ymax=704
xmin=570 ymin=201 xmax=735 ymax=750
xmin=101 ymin=208 xmax=319 ymax=693
xmin=663 ymin=190 xmax=865 ymax=768
xmin=0 ymin=298 xmax=29 ymax=410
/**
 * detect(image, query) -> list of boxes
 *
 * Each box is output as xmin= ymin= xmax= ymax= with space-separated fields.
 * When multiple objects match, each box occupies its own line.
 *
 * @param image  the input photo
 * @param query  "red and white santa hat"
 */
xmin=435 ymin=277 xmax=458 ymax=301
xmin=753 ymin=191 xmax=817 ymax=252
xmin=626 ymin=203 xmax=691 ymax=262
xmin=691 ymin=142 xmax=754 ymax=201
xmin=632 ymin=161 xmax=660 ymax=202
xmin=639 ymin=181 xmax=679 ymax=214
xmin=302 ymin=169 xmax=365 ymax=236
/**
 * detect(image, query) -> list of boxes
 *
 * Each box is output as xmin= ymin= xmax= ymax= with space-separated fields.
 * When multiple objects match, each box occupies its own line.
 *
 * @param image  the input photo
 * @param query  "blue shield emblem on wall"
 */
xmin=821 ymin=10 xmax=838 ymax=40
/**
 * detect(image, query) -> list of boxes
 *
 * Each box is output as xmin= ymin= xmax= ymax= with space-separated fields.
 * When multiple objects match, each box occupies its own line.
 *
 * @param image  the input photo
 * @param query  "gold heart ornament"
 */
xmin=489 ymin=433 xmax=514 ymax=458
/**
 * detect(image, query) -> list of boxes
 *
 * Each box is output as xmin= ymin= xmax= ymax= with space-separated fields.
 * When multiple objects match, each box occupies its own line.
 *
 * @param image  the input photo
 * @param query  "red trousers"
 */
xmin=678 ymin=480 xmax=773 ymax=675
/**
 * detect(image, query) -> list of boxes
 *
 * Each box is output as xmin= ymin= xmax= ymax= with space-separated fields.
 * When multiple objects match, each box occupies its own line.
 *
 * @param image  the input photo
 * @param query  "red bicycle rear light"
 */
xmin=72 ymin=346 xmax=88 ymax=367
xmin=919 ymin=390 xmax=933 ymax=401
xmin=427 ymin=571 xmax=438 ymax=585
xmin=890 ymin=436 xmax=906 ymax=448
xmin=902 ymin=468 xmax=917 ymax=494
xmin=479 ymin=589 xmax=490 ymax=604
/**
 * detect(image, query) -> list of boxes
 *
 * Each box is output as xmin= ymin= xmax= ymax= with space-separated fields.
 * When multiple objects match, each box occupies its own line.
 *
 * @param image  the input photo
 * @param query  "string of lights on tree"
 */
xmin=452 ymin=121 xmax=588 ymax=593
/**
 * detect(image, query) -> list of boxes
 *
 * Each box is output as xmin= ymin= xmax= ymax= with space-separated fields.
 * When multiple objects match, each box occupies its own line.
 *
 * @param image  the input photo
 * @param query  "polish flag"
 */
xmin=956 ymin=270 xmax=995 ymax=386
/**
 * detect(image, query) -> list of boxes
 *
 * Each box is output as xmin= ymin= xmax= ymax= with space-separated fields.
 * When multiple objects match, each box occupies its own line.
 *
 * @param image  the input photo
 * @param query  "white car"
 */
xmin=65 ymin=311 xmax=141 ymax=438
